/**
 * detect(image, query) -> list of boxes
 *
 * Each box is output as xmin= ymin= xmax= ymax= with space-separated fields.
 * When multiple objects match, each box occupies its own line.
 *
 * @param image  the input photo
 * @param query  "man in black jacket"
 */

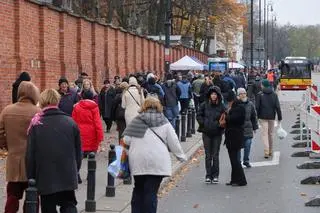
xmin=26 ymin=89 xmax=82 ymax=213
xmin=197 ymin=86 xmax=226 ymax=184
xmin=256 ymin=79 xmax=282 ymax=158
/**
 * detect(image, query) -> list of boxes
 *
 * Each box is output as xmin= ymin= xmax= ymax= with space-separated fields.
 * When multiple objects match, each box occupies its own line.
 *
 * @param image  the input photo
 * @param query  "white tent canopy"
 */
xmin=170 ymin=55 xmax=206 ymax=70
xmin=228 ymin=62 xmax=244 ymax=69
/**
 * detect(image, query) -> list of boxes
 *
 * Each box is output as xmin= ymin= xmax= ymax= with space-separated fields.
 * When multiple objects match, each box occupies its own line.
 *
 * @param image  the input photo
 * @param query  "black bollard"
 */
xmin=186 ymin=108 xmax=192 ymax=137
xmin=191 ymin=108 xmax=196 ymax=134
xmin=175 ymin=115 xmax=181 ymax=140
xmin=106 ymin=144 xmax=116 ymax=197
xmin=25 ymin=179 xmax=37 ymax=213
xmin=181 ymin=111 xmax=187 ymax=142
xmin=85 ymin=152 xmax=96 ymax=212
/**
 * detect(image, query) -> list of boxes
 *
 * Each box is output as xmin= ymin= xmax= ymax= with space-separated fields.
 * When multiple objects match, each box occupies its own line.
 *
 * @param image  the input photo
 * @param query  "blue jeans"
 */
xmin=238 ymin=138 xmax=253 ymax=163
xmin=131 ymin=175 xmax=163 ymax=213
xmin=164 ymin=104 xmax=179 ymax=128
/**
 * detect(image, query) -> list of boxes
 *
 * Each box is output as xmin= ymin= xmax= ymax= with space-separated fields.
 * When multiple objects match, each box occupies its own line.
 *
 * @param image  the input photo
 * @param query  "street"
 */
xmin=157 ymin=74 xmax=320 ymax=213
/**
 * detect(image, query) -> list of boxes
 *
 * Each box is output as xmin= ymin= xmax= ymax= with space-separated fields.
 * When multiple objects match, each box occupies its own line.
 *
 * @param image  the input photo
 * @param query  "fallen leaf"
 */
xmin=193 ymin=204 xmax=199 ymax=208
xmin=300 ymin=193 xmax=307 ymax=196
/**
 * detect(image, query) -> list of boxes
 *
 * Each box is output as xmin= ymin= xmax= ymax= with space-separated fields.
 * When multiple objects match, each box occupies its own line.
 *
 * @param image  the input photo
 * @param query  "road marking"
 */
xmin=248 ymin=151 xmax=281 ymax=167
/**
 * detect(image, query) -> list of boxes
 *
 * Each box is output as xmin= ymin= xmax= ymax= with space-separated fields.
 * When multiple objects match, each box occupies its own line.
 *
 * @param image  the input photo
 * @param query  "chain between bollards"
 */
xmin=25 ymin=179 xmax=37 ymax=213
xmin=106 ymin=144 xmax=116 ymax=197
xmin=181 ymin=111 xmax=186 ymax=142
xmin=85 ymin=152 xmax=96 ymax=212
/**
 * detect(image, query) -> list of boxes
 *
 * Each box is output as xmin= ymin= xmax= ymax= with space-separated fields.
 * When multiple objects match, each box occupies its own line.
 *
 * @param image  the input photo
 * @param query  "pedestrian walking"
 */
xmin=12 ymin=72 xmax=31 ymax=103
xmin=123 ymin=96 xmax=186 ymax=213
xmin=192 ymin=74 xmax=204 ymax=112
xmin=162 ymin=73 xmax=181 ymax=128
xmin=197 ymin=86 xmax=226 ymax=184
xmin=177 ymin=75 xmax=192 ymax=114
xmin=122 ymin=76 xmax=145 ymax=125
xmin=199 ymin=76 xmax=213 ymax=104
xmin=112 ymin=82 xmax=129 ymax=140
xmin=237 ymin=88 xmax=259 ymax=168
xmin=0 ymin=81 xmax=40 ymax=213
xmin=99 ymin=80 xmax=116 ymax=132
xmin=26 ymin=89 xmax=82 ymax=213
xmin=79 ymin=79 xmax=99 ymax=103
xmin=57 ymin=77 xmax=79 ymax=115
xmin=72 ymin=90 xmax=104 ymax=154
xmin=256 ymin=79 xmax=282 ymax=158
xmin=75 ymin=72 xmax=89 ymax=92
xmin=225 ymin=92 xmax=247 ymax=186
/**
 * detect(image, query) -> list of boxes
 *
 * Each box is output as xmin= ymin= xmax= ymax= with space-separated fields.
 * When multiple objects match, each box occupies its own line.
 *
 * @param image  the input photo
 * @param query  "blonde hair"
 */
xmin=17 ymin=81 xmax=40 ymax=105
xmin=140 ymin=96 xmax=163 ymax=113
xmin=39 ymin=89 xmax=61 ymax=108
xmin=81 ymin=79 xmax=97 ymax=95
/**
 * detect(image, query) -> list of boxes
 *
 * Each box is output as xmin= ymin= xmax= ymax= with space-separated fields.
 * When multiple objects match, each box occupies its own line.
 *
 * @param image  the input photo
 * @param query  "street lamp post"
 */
xmin=264 ymin=0 xmax=267 ymax=69
xmin=272 ymin=15 xmax=277 ymax=68
xmin=164 ymin=0 xmax=172 ymax=74
xmin=266 ymin=1 xmax=273 ymax=69
xmin=258 ymin=0 xmax=262 ymax=70
xmin=250 ymin=0 xmax=254 ymax=69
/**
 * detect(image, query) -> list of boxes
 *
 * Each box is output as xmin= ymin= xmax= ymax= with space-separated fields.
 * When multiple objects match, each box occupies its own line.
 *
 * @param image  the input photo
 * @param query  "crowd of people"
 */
xmin=0 ymin=67 xmax=282 ymax=213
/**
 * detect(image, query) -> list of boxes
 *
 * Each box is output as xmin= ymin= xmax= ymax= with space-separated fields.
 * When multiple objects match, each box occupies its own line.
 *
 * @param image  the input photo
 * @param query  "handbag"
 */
xmin=219 ymin=112 xmax=227 ymax=128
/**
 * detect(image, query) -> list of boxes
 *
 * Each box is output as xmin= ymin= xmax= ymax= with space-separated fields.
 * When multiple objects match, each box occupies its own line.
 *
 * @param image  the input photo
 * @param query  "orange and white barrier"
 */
xmin=311 ymin=85 xmax=318 ymax=105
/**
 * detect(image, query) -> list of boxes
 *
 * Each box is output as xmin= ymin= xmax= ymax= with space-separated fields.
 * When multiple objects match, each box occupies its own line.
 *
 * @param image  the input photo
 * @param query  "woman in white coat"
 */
xmin=122 ymin=77 xmax=145 ymax=125
xmin=123 ymin=96 xmax=186 ymax=213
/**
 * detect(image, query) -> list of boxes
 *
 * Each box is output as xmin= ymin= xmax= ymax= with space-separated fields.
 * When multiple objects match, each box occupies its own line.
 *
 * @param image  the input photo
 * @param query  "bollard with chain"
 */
xmin=85 ymin=152 xmax=96 ymax=212
xmin=191 ymin=108 xmax=196 ymax=134
xmin=175 ymin=115 xmax=181 ymax=140
xmin=106 ymin=144 xmax=116 ymax=197
xmin=25 ymin=179 xmax=37 ymax=213
xmin=181 ymin=111 xmax=187 ymax=142
xmin=186 ymin=108 xmax=192 ymax=137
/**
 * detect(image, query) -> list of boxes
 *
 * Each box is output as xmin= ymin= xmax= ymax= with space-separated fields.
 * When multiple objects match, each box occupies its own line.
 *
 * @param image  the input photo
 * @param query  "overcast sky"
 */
xmin=273 ymin=0 xmax=320 ymax=26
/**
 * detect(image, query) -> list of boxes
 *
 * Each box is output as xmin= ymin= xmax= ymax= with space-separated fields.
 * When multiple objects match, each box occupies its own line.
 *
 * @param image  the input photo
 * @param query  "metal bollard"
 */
xmin=181 ymin=111 xmax=187 ymax=142
xmin=186 ymin=108 xmax=192 ymax=137
xmin=25 ymin=179 xmax=37 ymax=213
xmin=106 ymin=144 xmax=116 ymax=197
xmin=85 ymin=152 xmax=96 ymax=212
xmin=191 ymin=108 xmax=196 ymax=134
xmin=175 ymin=115 xmax=181 ymax=140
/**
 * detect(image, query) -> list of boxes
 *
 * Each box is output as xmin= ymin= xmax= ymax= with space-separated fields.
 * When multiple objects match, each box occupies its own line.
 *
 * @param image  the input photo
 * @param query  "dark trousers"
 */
xmin=40 ymin=191 xmax=77 ymax=213
xmin=5 ymin=182 xmax=28 ymax=213
xmin=103 ymin=118 xmax=113 ymax=131
xmin=179 ymin=98 xmax=190 ymax=114
xmin=228 ymin=149 xmax=247 ymax=185
xmin=202 ymin=134 xmax=222 ymax=179
xmin=193 ymin=95 xmax=200 ymax=112
xmin=131 ymin=175 xmax=163 ymax=213
xmin=116 ymin=120 xmax=126 ymax=142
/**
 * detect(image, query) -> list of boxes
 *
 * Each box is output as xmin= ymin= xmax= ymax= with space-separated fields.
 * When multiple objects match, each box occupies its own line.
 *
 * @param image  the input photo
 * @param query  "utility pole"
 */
xmin=258 ymin=0 xmax=262 ymax=70
xmin=250 ymin=0 xmax=254 ymax=69
xmin=272 ymin=15 xmax=276 ymax=68
xmin=164 ymin=0 xmax=172 ymax=74
xmin=263 ymin=0 xmax=266 ymax=69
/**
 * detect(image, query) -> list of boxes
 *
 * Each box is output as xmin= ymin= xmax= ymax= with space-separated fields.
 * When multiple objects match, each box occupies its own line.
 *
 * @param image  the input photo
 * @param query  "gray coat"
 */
xmin=240 ymin=100 xmax=259 ymax=138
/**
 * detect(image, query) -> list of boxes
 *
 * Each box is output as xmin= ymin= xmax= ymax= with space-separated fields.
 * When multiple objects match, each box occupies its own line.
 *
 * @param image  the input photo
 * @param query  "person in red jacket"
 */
xmin=72 ymin=90 xmax=104 ymax=155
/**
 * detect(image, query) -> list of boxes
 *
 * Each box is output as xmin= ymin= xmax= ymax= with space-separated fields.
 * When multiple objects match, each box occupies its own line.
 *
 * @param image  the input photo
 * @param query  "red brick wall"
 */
xmin=0 ymin=0 xmax=207 ymax=111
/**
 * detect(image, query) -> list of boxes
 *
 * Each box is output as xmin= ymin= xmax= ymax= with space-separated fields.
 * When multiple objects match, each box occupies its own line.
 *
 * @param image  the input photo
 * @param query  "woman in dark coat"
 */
xmin=225 ymin=92 xmax=247 ymax=186
xmin=111 ymin=82 xmax=129 ymax=141
xmin=99 ymin=80 xmax=116 ymax=132
xmin=12 ymin=72 xmax=31 ymax=103
xmin=26 ymin=89 xmax=82 ymax=212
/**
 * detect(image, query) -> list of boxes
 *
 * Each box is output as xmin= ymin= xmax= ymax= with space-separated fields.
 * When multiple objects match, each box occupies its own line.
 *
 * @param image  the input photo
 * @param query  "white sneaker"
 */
xmin=205 ymin=177 xmax=211 ymax=183
xmin=212 ymin=177 xmax=219 ymax=184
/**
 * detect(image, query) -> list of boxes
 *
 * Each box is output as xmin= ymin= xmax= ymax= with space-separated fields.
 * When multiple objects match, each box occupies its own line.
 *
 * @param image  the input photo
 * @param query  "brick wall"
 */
xmin=0 ymin=0 xmax=208 ymax=111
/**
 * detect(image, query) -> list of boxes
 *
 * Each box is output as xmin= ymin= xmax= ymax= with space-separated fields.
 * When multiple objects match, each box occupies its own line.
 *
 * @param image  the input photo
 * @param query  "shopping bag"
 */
xmin=277 ymin=123 xmax=287 ymax=140
xmin=107 ymin=145 xmax=130 ymax=179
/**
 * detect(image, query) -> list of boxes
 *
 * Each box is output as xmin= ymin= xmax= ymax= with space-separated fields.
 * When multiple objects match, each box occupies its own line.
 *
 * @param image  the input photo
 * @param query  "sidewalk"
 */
xmin=77 ymin=127 xmax=203 ymax=213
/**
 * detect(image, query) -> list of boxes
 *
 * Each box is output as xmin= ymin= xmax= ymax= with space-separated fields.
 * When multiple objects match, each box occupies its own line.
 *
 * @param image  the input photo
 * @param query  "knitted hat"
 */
xmin=261 ymin=79 xmax=271 ymax=88
xmin=58 ymin=77 xmax=69 ymax=86
xmin=237 ymin=88 xmax=247 ymax=95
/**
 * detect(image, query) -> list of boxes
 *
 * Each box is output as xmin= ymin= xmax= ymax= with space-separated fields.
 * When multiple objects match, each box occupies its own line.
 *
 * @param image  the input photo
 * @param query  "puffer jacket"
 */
xmin=256 ymin=87 xmax=282 ymax=121
xmin=72 ymin=99 xmax=104 ymax=152
xmin=240 ymin=100 xmax=259 ymax=138
xmin=197 ymin=87 xmax=226 ymax=136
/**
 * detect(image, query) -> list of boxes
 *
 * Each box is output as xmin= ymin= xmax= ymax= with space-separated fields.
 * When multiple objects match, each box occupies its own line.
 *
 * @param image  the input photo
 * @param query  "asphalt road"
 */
xmin=158 ymin=74 xmax=320 ymax=213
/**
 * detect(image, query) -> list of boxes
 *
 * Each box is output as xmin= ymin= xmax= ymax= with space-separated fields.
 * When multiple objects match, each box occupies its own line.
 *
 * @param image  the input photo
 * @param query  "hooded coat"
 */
xmin=12 ymin=72 xmax=31 ymax=103
xmin=162 ymin=80 xmax=181 ymax=107
xmin=256 ymin=87 xmax=282 ymax=121
xmin=72 ymin=99 xmax=104 ymax=152
xmin=197 ymin=86 xmax=226 ymax=136
xmin=0 ymin=81 xmax=40 ymax=182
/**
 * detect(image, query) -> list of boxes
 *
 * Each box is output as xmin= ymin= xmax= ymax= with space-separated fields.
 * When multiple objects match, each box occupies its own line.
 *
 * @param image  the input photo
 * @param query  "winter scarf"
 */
xmin=123 ymin=109 xmax=168 ymax=138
